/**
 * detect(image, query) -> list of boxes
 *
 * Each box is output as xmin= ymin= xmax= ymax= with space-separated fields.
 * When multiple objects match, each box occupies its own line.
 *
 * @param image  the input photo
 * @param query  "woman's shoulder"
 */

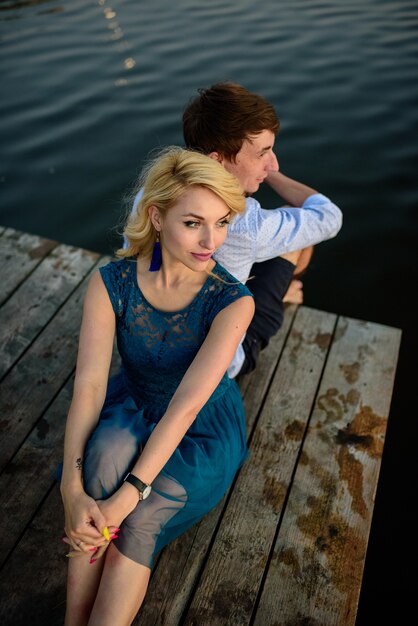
xmin=99 ymin=256 xmax=135 ymax=279
xmin=209 ymin=262 xmax=253 ymax=302
xmin=202 ymin=262 xmax=253 ymax=325
xmin=212 ymin=262 xmax=250 ymax=289
xmin=99 ymin=256 xmax=137 ymax=297
xmin=97 ymin=257 xmax=137 ymax=316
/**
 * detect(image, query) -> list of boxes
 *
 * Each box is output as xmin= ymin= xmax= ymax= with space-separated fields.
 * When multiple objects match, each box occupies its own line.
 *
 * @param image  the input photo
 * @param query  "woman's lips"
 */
xmin=191 ymin=252 xmax=213 ymax=262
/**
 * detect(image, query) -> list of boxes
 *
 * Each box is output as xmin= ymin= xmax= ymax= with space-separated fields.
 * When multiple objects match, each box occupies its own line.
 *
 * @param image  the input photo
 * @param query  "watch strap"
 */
xmin=124 ymin=473 xmax=151 ymax=500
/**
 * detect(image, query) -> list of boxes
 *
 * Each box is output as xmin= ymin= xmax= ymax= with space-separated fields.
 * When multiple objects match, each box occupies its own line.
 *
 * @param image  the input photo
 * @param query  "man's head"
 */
xmin=183 ymin=82 xmax=280 ymax=194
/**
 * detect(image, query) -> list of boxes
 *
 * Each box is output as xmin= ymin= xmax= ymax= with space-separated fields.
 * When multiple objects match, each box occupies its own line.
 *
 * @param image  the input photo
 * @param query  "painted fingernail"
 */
xmin=61 ymin=537 xmax=68 ymax=544
xmin=89 ymin=547 xmax=98 ymax=552
xmin=114 ymin=528 xmax=121 ymax=532
xmin=90 ymin=558 xmax=97 ymax=564
xmin=110 ymin=534 xmax=119 ymax=540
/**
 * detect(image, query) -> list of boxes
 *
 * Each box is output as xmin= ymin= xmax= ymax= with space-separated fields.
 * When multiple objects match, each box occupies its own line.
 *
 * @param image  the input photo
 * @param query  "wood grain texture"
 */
xmin=254 ymin=317 xmax=401 ymax=626
xmin=0 ymin=256 xmax=110 ymax=472
xmin=0 ymin=378 xmax=73 ymax=567
xmin=239 ymin=304 xmax=298 ymax=435
xmin=0 ymin=243 xmax=99 ymax=378
xmin=0 ymin=228 xmax=57 ymax=306
xmin=0 ymin=485 xmax=67 ymax=626
xmin=183 ymin=307 xmax=337 ymax=625
xmin=134 ymin=499 xmax=226 ymax=626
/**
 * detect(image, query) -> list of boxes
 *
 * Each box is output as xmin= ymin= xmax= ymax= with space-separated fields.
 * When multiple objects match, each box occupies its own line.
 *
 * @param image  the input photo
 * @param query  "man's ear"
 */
xmin=148 ymin=205 xmax=162 ymax=232
xmin=208 ymin=151 xmax=224 ymax=165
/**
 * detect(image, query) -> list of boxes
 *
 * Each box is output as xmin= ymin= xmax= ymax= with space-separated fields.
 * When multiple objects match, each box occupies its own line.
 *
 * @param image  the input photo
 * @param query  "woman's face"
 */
xmin=154 ymin=185 xmax=231 ymax=272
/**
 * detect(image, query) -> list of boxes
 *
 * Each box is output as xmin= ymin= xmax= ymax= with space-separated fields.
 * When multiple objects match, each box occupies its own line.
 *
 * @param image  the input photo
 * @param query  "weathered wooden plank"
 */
xmin=0 ymin=378 xmax=72 ymax=567
xmin=0 ymin=484 xmax=67 ymax=626
xmin=0 ymin=256 xmax=110 ymax=472
xmin=0 ymin=244 xmax=99 ymax=379
xmin=254 ymin=317 xmax=401 ymax=626
xmin=133 ymin=498 xmax=226 ymax=626
xmin=0 ymin=227 xmax=57 ymax=306
xmin=135 ymin=310 xmax=297 ymax=625
xmin=239 ymin=304 xmax=298 ymax=434
xmin=183 ymin=307 xmax=337 ymax=626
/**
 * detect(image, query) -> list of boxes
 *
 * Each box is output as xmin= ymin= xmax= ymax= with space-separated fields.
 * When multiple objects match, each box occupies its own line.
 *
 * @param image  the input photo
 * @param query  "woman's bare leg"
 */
xmin=65 ymin=554 xmax=105 ymax=626
xmin=88 ymin=543 xmax=151 ymax=626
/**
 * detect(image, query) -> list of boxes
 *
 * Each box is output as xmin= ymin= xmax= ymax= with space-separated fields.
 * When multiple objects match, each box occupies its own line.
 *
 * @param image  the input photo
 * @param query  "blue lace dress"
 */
xmin=83 ymin=257 xmax=252 ymax=567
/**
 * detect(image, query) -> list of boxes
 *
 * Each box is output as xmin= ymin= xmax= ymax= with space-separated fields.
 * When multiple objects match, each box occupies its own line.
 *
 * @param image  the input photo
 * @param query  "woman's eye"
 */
xmin=217 ymin=219 xmax=230 ymax=227
xmin=184 ymin=221 xmax=200 ymax=228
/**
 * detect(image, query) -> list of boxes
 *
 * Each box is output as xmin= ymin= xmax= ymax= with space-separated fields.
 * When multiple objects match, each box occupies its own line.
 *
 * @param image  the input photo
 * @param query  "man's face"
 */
xmin=220 ymin=129 xmax=279 ymax=195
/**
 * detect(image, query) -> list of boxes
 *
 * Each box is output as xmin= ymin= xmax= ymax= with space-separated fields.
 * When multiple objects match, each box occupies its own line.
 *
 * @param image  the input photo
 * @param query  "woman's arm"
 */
xmin=60 ymin=270 xmax=116 ymax=546
xmin=107 ymin=294 xmax=254 ymax=512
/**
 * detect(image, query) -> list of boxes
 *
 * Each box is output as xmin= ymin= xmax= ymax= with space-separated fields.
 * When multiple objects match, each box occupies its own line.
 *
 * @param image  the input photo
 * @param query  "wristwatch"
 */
xmin=123 ymin=472 xmax=152 ymax=500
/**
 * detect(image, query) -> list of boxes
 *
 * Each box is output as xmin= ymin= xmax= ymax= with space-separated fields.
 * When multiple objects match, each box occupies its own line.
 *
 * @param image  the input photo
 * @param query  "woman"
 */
xmin=60 ymin=147 xmax=254 ymax=625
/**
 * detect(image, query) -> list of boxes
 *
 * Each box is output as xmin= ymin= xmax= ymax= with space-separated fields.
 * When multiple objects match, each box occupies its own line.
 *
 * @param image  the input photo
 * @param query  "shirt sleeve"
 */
xmin=248 ymin=193 xmax=343 ymax=263
xmin=122 ymin=188 xmax=144 ymax=250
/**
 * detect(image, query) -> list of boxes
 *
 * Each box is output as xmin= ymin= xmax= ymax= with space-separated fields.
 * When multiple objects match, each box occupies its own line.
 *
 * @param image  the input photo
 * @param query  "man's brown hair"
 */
xmin=182 ymin=82 xmax=280 ymax=161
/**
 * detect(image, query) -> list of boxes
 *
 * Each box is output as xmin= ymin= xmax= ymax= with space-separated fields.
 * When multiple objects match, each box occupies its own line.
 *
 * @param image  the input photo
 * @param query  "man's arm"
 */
xmin=265 ymin=171 xmax=318 ymax=207
xmin=249 ymin=191 xmax=342 ymax=263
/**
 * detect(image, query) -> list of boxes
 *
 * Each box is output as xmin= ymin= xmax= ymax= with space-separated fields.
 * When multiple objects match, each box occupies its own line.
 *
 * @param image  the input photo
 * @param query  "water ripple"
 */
xmin=0 ymin=0 xmax=417 ymax=258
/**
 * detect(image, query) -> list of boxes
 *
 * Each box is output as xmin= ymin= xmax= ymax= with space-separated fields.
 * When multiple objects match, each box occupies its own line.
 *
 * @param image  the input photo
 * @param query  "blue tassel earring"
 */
xmin=149 ymin=232 xmax=162 ymax=271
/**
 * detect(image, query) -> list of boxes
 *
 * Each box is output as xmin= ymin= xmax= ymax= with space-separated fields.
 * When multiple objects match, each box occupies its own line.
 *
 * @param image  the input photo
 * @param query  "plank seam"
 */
xmin=178 ymin=308 xmax=300 ymax=624
xmin=0 ymin=230 xmax=59 ymax=308
xmin=0 ymin=363 xmax=77 ymax=483
xmin=248 ymin=311 xmax=340 ymax=626
xmin=0 ymin=253 xmax=105 ymax=384
xmin=245 ymin=305 xmax=299 ymax=449
xmin=0 ymin=478 xmax=59 ymax=573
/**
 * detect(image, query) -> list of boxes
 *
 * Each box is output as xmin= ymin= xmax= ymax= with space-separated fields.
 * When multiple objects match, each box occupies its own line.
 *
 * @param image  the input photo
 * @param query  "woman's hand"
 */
xmin=62 ymin=482 xmax=139 ymax=560
xmin=92 ymin=483 xmax=141 ymax=560
xmin=61 ymin=487 xmax=110 ymax=557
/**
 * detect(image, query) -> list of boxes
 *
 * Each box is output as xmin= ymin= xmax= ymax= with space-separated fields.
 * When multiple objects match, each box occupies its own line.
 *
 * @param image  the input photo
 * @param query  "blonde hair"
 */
xmin=116 ymin=147 xmax=245 ymax=259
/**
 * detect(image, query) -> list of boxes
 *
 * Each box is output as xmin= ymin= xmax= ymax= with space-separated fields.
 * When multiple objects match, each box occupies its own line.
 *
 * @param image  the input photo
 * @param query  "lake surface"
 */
xmin=1 ymin=0 xmax=417 ymax=623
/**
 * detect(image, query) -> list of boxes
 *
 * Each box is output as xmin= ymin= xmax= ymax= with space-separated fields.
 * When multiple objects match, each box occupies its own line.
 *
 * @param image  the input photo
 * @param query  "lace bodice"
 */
xmin=99 ymin=258 xmax=251 ymax=410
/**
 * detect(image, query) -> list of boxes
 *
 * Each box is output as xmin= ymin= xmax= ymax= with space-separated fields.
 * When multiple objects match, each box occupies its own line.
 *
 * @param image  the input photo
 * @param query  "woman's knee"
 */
xmin=83 ymin=425 xmax=138 ymax=499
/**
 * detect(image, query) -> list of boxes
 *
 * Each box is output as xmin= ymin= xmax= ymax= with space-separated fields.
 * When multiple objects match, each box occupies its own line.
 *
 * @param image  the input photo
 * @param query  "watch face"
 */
xmin=142 ymin=485 xmax=152 ymax=500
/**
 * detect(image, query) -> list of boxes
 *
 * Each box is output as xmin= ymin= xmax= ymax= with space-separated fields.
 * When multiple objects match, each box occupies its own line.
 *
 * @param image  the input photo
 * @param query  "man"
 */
xmin=182 ymin=81 xmax=342 ymax=377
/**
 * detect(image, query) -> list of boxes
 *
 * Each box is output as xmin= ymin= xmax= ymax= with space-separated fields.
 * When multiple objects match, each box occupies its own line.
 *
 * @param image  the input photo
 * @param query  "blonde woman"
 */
xmin=60 ymin=147 xmax=254 ymax=625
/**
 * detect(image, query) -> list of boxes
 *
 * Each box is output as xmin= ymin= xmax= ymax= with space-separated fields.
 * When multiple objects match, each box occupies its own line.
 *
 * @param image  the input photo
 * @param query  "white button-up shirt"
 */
xmin=213 ymin=193 xmax=342 ymax=283
xmin=213 ymin=193 xmax=342 ymax=376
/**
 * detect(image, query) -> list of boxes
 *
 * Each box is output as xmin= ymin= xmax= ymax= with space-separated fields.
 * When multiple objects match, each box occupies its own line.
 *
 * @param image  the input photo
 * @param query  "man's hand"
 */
xmin=265 ymin=171 xmax=318 ymax=207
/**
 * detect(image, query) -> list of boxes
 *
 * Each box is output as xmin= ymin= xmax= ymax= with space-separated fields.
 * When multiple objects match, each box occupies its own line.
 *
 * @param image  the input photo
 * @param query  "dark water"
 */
xmin=1 ymin=0 xmax=417 ymax=622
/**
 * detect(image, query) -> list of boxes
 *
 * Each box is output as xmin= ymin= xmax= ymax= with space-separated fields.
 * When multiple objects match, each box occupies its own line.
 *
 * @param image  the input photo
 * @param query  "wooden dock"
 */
xmin=0 ymin=226 xmax=401 ymax=625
